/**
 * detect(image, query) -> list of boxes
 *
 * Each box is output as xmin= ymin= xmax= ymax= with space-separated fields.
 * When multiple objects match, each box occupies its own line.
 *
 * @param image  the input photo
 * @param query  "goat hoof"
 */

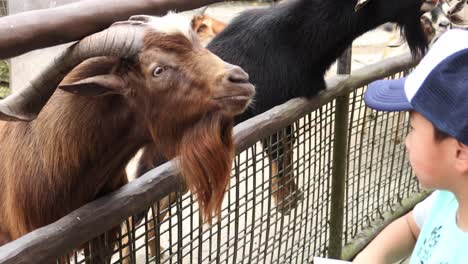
xmin=277 ymin=189 xmax=304 ymax=215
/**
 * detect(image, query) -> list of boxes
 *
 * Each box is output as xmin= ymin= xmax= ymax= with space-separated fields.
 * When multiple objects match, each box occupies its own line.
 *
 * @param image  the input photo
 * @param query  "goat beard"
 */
xmin=399 ymin=15 xmax=429 ymax=58
xmin=179 ymin=113 xmax=234 ymax=223
xmin=150 ymin=112 xmax=234 ymax=223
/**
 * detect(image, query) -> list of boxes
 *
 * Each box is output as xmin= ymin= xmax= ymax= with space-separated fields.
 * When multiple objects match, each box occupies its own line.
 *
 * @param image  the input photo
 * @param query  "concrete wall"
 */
xmin=9 ymin=0 xmax=80 ymax=91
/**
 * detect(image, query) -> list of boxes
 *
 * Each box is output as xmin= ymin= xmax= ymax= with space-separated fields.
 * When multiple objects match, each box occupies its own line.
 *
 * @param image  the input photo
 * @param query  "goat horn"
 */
xmin=128 ymin=15 xmax=153 ymax=23
xmin=198 ymin=6 xmax=209 ymax=15
xmin=0 ymin=21 xmax=147 ymax=121
xmin=448 ymin=0 xmax=466 ymax=15
xmin=355 ymin=0 xmax=370 ymax=12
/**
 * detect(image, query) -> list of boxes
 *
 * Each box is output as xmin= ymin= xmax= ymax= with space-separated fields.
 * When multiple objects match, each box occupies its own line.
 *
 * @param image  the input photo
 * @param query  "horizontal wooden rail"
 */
xmin=234 ymin=52 xmax=417 ymax=152
xmin=0 ymin=52 xmax=417 ymax=263
xmin=0 ymin=162 xmax=184 ymax=264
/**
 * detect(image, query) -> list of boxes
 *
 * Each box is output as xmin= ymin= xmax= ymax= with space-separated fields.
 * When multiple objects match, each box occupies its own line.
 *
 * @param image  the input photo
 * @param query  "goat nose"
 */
xmin=226 ymin=65 xmax=250 ymax=84
xmin=439 ymin=20 xmax=450 ymax=28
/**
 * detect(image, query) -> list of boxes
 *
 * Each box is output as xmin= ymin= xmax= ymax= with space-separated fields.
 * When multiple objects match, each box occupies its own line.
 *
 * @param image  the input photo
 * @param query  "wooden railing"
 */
xmin=0 ymin=53 xmax=422 ymax=264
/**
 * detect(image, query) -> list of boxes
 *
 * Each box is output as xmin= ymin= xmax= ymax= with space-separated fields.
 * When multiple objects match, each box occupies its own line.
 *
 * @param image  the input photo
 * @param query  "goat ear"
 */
xmin=448 ymin=0 xmax=466 ymax=16
xmin=450 ymin=14 xmax=468 ymax=25
xmin=59 ymin=74 xmax=125 ymax=96
xmin=355 ymin=0 xmax=370 ymax=12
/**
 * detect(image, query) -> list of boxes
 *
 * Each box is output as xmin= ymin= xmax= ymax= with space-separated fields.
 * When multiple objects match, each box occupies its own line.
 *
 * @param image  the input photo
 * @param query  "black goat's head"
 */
xmin=421 ymin=1 xmax=453 ymax=44
xmin=356 ymin=0 xmax=440 ymax=57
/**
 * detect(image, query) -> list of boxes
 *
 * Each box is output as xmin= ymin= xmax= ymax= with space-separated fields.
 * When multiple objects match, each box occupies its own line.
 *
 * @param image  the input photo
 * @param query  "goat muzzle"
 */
xmin=214 ymin=65 xmax=255 ymax=115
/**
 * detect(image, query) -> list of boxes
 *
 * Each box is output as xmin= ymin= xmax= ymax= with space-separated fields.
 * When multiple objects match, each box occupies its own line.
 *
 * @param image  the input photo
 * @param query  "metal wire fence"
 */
xmin=62 ymin=57 xmax=421 ymax=263
xmin=0 ymin=54 xmax=428 ymax=264
xmin=51 ymin=108 xmax=338 ymax=264
xmin=345 ymin=71 xmax=410 ymax=239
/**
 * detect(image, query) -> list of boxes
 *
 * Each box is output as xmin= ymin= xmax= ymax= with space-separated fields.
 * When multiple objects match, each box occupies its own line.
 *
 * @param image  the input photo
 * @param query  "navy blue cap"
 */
xmin=364 ymin=78 xmax=411 ymax=111
xmin=364 ymin=29 xmax=468 ymax=144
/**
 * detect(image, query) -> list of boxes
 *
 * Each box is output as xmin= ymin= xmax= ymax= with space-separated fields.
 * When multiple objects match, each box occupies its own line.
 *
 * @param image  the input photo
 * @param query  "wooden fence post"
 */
xmin=328 ymin=47 xmax=352 ymax=259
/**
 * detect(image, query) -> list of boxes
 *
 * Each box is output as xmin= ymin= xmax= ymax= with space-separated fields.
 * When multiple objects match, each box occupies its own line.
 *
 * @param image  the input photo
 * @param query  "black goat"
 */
xmin=208 ymin=0 xmax=433 ymax=122
xmin=212 ymin=0 xmax=436 ymax=208
xmin=204 ymin=0 xmax=434 ymax=211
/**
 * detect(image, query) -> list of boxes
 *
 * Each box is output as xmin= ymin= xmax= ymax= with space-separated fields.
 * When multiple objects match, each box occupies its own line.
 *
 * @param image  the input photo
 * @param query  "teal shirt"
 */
xmin=410 ymin=191 xmax=468 ymax=263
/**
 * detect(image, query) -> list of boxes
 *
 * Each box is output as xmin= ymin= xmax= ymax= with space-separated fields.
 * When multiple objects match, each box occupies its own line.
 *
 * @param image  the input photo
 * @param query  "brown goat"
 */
xmin=141 ymin=12 xmax=302 ymax=217
xmin=132 ymin=12 xmax=301 ymax=259
xmin=0 ymin=13 xmax=254 ymax=262
xmin=191 ymin=14 xmax=227 ymax=46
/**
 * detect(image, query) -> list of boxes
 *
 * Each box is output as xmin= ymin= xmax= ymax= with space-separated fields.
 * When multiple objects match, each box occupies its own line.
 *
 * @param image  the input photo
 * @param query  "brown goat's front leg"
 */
xmin=270 ymin=153 xmax=303 ymax=214
xmin=147 ymin=192 xmax=179 ymax=258
xmin=83 ymin=228 xmax=119 ymax=264
xmin=134 ymin=145 xmax=173 ymax=260
xmin=122 ymin=191 xmax=180 ymax=262
xmin=81 ymin=172 xmax=131 ymax=264
xmin=264 ymin=125 xmax=304 ymax=215
xmin=133 ymin=145 xmax=188 ymax=261
xmin=120 ymin=218 xmax=136 ymax=264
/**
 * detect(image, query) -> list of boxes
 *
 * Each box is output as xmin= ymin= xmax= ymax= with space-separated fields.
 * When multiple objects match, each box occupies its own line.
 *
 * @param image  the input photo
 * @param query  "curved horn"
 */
xmin=199 ymin=6 xmax=209 ymax=15
xmin=448 ymin=0 xmax=466 ymax=15
xmin=0 ymin=21 xmax=148 ymax=121
xmin=355 ymin=0 xmax=371 ymax=12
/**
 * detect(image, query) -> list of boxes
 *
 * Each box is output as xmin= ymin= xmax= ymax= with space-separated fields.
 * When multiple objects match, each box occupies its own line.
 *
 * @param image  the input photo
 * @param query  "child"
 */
xmin=353 ymin=29 xmax=468 ymax=263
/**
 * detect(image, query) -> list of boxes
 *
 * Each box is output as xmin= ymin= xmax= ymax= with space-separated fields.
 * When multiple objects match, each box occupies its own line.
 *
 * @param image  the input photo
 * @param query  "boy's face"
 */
xmin=405 ymin=112 xmax=455 ymax=189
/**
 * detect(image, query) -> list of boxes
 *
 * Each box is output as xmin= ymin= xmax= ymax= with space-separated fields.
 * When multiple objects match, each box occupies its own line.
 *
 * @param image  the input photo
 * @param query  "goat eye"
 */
xmin=197 ymin=24 xmax=208 ymax=33
xmin=153 ymin=66 xmax=165 ymax=77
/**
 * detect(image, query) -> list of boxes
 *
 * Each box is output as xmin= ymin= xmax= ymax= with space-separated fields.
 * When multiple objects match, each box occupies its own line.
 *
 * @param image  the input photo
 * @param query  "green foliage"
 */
xmin=0 ymin=60 xmax=9 ymax=98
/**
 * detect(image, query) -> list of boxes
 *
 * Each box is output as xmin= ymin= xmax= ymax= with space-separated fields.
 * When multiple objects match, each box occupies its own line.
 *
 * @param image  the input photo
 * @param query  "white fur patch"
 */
xmin=148 ymin=12 xmax=193 ymax=42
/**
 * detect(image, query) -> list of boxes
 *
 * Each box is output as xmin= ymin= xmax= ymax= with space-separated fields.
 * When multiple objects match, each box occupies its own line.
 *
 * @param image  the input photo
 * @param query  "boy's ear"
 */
xmin=455 ymin=142 xmax=468 ymax=173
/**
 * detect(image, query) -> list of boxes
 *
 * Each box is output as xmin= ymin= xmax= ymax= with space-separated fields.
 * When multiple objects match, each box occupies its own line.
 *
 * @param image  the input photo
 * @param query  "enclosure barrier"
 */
xmin=0 ymin=53 xmax=429 ymax=264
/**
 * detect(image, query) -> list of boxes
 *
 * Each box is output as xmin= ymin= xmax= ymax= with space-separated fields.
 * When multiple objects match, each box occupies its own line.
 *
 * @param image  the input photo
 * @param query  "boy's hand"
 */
xmin=352 ymin=211 xmax=420 ymax=264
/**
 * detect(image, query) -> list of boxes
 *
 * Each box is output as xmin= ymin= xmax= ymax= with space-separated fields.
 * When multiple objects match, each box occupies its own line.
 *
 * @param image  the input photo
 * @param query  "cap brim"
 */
xmin=364 ymin=77 xmax=413 ymax=111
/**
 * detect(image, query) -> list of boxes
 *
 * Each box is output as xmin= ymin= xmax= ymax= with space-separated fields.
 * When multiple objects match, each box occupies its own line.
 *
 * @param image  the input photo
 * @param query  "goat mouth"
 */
xmin=214 ymin=95 xmax=252 ymax=103
xmin=213 ymin=83 xmax=255 ymax=101
xmin=421 ymin=0 xmax=438 ymax=12
xmin=212 ymin=83 xmax=255 ymax=114
xmin=213 ymin=94 xmax=254 ymax=115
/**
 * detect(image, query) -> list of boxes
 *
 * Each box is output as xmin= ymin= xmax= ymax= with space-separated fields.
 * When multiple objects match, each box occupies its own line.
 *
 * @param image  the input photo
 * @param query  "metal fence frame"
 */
xmin=0 ymin=53 xmax=428 ymax=264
